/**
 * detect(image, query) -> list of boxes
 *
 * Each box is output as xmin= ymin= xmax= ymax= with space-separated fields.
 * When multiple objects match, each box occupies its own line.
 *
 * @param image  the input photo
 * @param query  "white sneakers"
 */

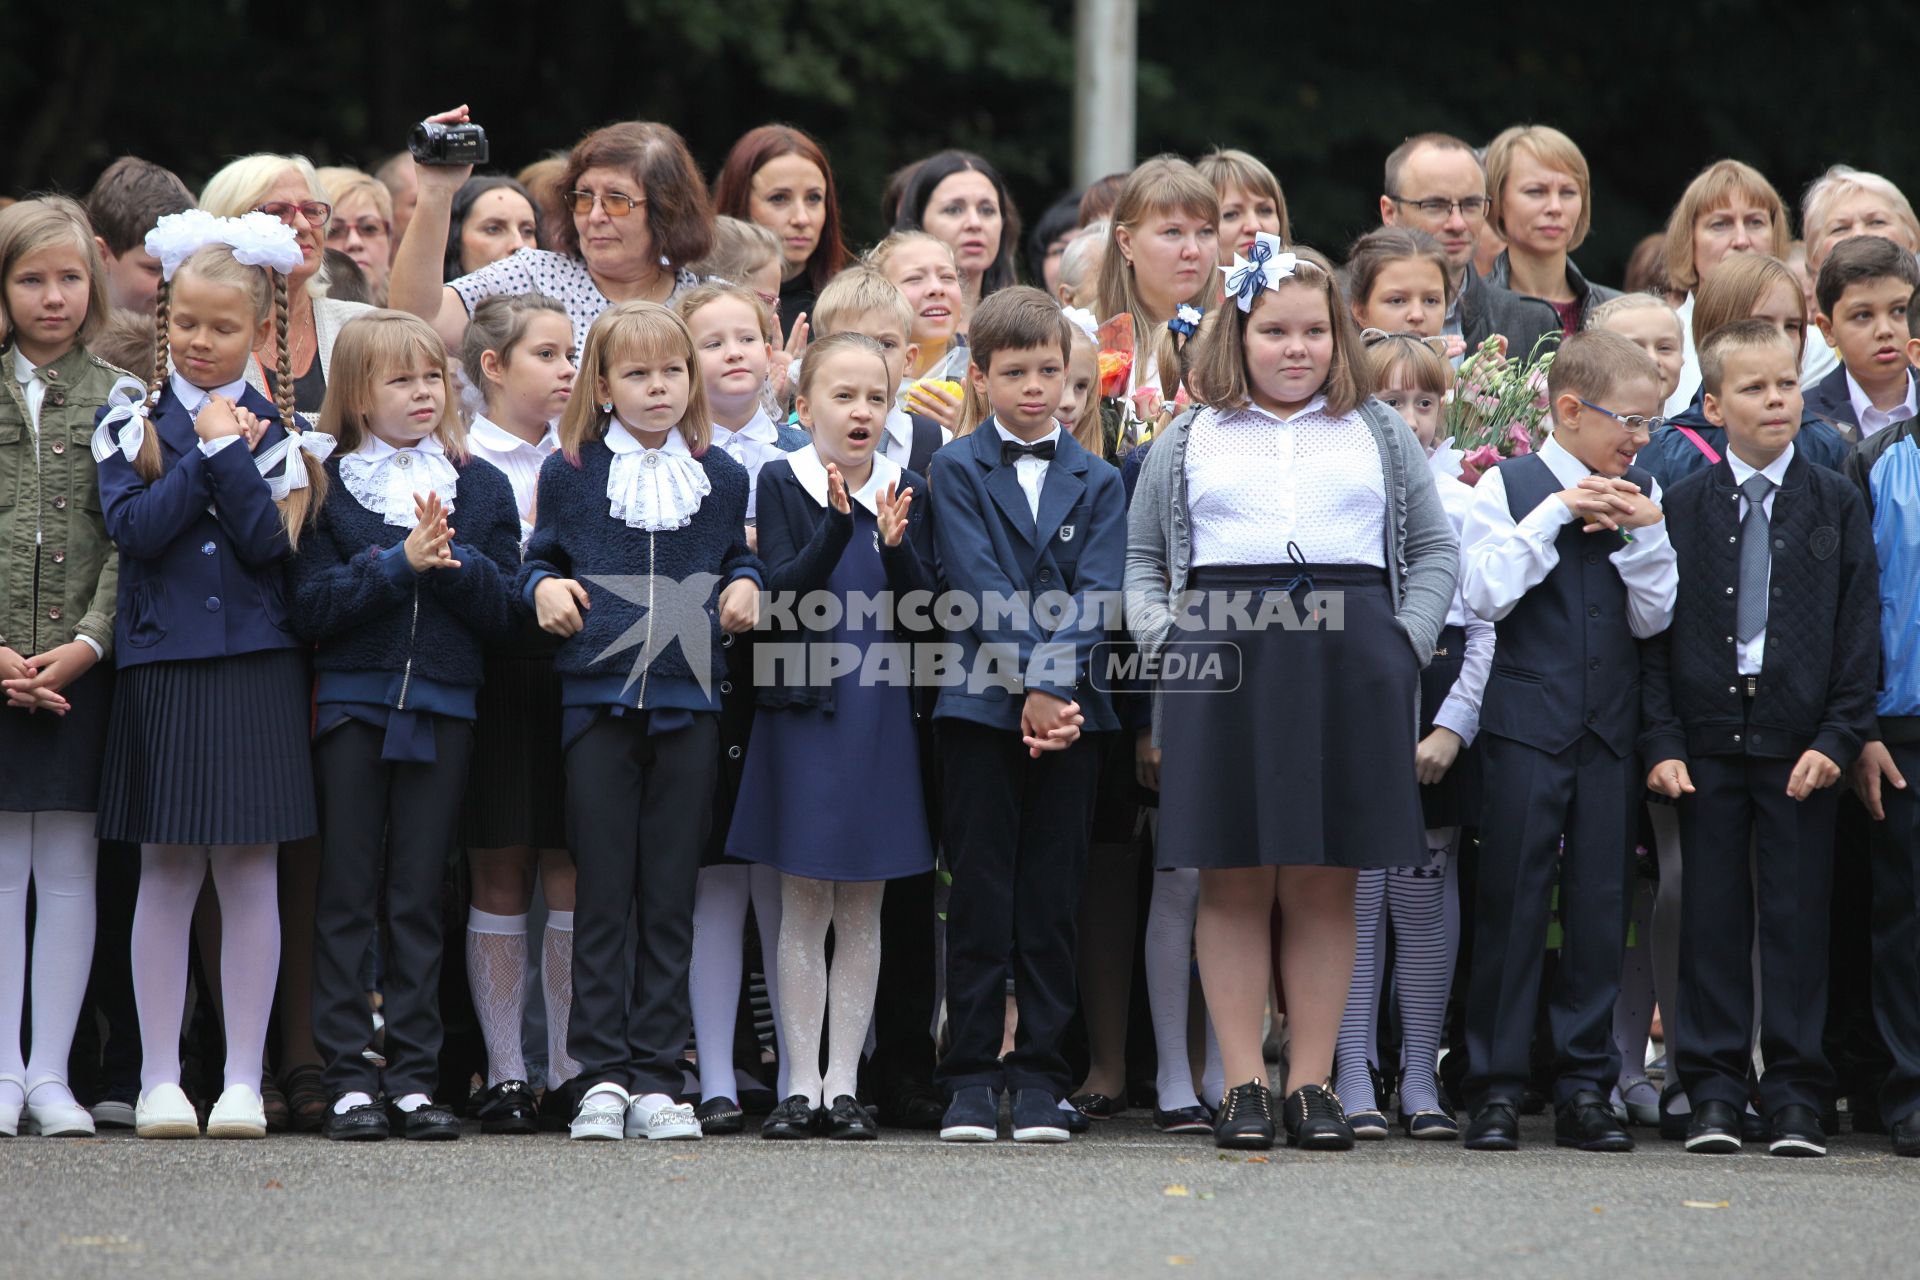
xmin=627 ymin=1093 xmax=702 ymax=1141
xmin=568 ymin=1084 xmax=705 ymax=1141
xmin=569 ymin=1083 xmax=631 ymax=1141
xmin=134 ymin=1083 xmax=201 ymax=1139
xmin=206 ymin=1085 xmax=268 ymax=1139
xmin=23 ymin=1082 xmax=96 ymax=1137
xmin=0 ymin=1075 xmax=23 ymax=1137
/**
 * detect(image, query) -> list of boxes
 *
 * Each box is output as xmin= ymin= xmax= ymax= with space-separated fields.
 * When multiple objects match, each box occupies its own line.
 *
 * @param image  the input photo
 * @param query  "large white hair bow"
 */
xmin=1219 ymin=233 xmax=1299 ymax=313
xmin=89 ymin=376 xmax=156 ymax=464
xmin=144 ymin=209 xmax=302 ymax=282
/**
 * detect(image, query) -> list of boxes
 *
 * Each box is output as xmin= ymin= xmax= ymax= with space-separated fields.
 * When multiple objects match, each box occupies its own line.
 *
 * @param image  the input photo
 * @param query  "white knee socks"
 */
xmin=0 ymin=811 xmax=97 ymax=1109
xmin=468 ymin=908 xmax=529 ymax=1087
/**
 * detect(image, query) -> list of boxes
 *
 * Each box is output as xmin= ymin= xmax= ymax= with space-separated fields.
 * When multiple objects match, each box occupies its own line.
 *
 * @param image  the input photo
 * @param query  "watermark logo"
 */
xmin=1088 ymin=641 xmax=1241 ymax=693
xmin=582 ymin=571 xmax=721 ymax=698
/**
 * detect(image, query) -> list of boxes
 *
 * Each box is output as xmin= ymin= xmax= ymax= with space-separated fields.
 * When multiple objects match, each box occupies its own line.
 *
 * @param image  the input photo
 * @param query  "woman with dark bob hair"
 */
xmin=892 ymin=149 xmax=1021 ymax=316
xmin=711 ymin=124 xmax=848 ymax=340
xmin=443 ymin=174 xmax=544 ymax=281
xmin=390 ymin=106 xmax=713 ymax=361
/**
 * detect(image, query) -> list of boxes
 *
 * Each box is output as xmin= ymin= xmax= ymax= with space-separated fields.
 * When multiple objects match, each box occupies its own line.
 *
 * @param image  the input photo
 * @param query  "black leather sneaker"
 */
xmin=1213 ymin=1080 xmax=1275 ymax=1150
xmin=1283 ymin=1083 xmax=1355 ymax=1151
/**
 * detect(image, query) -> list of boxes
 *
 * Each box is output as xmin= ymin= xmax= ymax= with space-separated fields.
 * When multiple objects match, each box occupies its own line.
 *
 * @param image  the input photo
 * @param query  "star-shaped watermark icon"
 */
xmin=582 ymin=571 xmax=723 ymax=698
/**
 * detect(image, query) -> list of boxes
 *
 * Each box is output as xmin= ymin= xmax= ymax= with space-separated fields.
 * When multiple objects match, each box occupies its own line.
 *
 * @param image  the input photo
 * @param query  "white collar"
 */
xmin=338 ymin=430 xmax=459 ymax=526
xmin=787 ymin=444 xmax=903 ymax=516
xmin=992 ymin=419 xmax=1062 ymax=450
xmin=884 ymin=405 xmax=915 ymax=451
xmin=468 ymin=414 xmax=558 ymax=456
xmin=1726 ymin=440 xmax=1795 ymax=487
xmin=712 ymin=409 xmax=778 ymax=445
xmin=11 ymin=348 xmax=36 ymax=385
xmin=1539 ymin=434 xmax=1598 ymax=487
xmin=1844 ymin=367 xmax=1917 ymax=431
xmin=1236 ymin=394 xmax=1328 ymax=426
xmin=354 ymin=430 xmax=447 ymax=462
xmin=605 ymin=417 xmax=693 ymax=458
xmin=170 ymin=369 xmax=248 ymax=411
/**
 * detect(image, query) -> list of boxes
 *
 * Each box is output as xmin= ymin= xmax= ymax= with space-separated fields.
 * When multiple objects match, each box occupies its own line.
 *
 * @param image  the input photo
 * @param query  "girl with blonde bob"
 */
xmin=1658 ymin=159 xmax=1792 ymax=413
xmin=522 ymin=300 xmax=760 ymax=1143
xmin=1483 ymin=125 xmax=1618 ymax=335
xmin=1129 ymin=240 xmax=1458 ymax=1152
xmin=1196 ymin=148 xmax=1291 ymax=264
xmin=292 ymin=311 xmax=521 ymax=1142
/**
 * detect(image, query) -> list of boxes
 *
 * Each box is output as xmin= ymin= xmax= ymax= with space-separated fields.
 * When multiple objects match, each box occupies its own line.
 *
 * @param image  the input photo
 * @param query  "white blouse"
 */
xmin=1185 ymin=399 xmax=1386 ymax=568
xmin=467 ymin=414 xmax=560 ymax=543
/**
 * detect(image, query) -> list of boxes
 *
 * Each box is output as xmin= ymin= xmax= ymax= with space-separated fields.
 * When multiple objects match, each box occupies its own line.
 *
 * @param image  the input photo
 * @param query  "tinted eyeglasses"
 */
xmin=569 ymin=190 xmax=645 ymax=217
xmin=256 ymin=200 xmax=332 ymax=227
xmin=326 ymin=218 xmax=390 ymax=243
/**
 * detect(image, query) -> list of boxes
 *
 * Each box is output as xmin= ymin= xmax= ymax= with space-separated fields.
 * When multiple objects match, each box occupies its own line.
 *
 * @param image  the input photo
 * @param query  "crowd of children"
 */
xmin=3 ymin=114 xmax=1920 ymax=1167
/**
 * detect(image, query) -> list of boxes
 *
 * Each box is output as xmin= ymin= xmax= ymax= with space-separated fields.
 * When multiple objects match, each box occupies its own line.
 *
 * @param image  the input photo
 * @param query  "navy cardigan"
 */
xmin=289 ymin=454 xmax=521 ymax=694
xmin=518 ymin=437 xmax=762 ymax=712
xmin=751 ymin=459 xmax=935 ymax=713
xmin=95 ymin=382 xmax=300 ymax=667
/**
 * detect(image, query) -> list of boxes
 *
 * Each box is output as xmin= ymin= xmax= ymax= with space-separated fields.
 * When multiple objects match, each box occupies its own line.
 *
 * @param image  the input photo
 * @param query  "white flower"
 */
xmin=223 ymin=212 xmax=304 ymax=276
xmin=144 ymin=209 xmax=225 ymax=282
xmin=1176 ymin=303 xmax=1203 ymax=325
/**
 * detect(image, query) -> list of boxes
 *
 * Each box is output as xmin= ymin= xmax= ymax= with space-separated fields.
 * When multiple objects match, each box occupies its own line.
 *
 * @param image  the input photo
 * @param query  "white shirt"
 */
xmin=1665 ymin=293 xmax=1700 ymax=419
xmin=710 ymin=409 xmax=788 ymax=518
xmin=992 ymin=419 xmax=1060 ymax=523
xmin=604 ymin=419 xmax=710 ymax=530
xmin=466 ymin=414 xmax=558 ymax=543
xmin=786 ymin=444 xmax=904 ymax=516
xmin=1802 ymin=330 xmax=1841 ymax=389
xmin=1462 ymin=434 xmax=1678 ymax=640
xmin=882 ymin=405 xmax=951 ymax=472
xmin=1185 ymin=398 xmax=1387 ymax=569
xmin=170 ymin=370 xmax=251 ymax=457
xmin=1430 ymin=461 xmax=1496 ymax=746
xmin=1844 ymin=368 xmax=1917 ymax=439
xmin=1726 ymin=441 xmax=1794 ymax=675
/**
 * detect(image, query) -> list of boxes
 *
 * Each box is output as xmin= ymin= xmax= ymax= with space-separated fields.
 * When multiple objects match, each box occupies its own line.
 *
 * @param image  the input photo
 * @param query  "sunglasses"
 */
xmin=569 ymin=190 xmax=645 ymax=217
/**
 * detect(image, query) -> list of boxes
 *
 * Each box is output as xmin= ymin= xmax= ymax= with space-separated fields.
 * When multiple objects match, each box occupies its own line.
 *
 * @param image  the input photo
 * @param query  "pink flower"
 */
xmin=1460 ymin=443 xmax=1502 ymax=484
xmin=1504 ymin=422 xmax=1535 ymax=455
xmin=1130 ymin=387 xmax=1165 ymax=422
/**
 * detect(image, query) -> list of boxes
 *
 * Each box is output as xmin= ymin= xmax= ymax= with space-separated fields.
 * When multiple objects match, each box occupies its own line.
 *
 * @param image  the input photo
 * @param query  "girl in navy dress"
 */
xmin=522 ymin=301 xmax=762 ymax=1142
xmin=293 ymin=311 xmax=520 ymax=1140
xmin=92 ymin=212 xmax=331 ymax=1140
xmin=728 ymin=333 xmax=935 ymax=1139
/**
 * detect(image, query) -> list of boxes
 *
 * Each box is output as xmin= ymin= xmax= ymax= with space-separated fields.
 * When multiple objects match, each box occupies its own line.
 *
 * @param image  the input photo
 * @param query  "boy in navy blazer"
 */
xmin=1643 ymin=321 xmax=1880 ymax=1157
xmin=927 ymin=287 xmax=1126 ymax=1143
xmin=1805 ymin=234 xmax=1919 ymax=442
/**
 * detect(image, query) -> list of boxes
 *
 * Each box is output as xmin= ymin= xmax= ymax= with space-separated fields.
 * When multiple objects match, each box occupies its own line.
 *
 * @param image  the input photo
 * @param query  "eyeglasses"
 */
xmin=256 ymin=200 xmax=332 ymax=226
xmin=1360 ymin=327 xmax=1451 ymax=355
xmin=326 ymin=218 xmax=390 ymax=243
xmin=753 ymin=289 xmax=781 ymax=315
xmin=569 ymin=190 xmax=645 ymax=217
xmin=1386 ymin=194 xmax=1489 ymax=220
xmin=1578 ymin=398 xmax=1664 ymax=436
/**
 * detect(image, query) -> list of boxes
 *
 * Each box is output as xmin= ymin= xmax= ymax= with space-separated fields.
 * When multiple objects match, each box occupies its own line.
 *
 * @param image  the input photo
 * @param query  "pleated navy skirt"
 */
xmin=1419 ymin=624 xmax=1485 ymax=830
xmin=0 ymin=661 xmax=114 ymax=813
xmin=96 ymin=648 xmax=317 ymax=845
xmin=462 ymin=648 xmax=567 ymax=849
xmin=1155 ymin=564 xmax=1426 ymax=871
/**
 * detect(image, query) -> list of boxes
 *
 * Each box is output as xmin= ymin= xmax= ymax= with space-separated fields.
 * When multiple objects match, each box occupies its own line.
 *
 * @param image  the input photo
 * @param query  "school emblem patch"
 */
xmin=1810 ymin=526 xmax=1839 ymax=560
xmin=1059 ymin=524 xmax=1076 ymax=542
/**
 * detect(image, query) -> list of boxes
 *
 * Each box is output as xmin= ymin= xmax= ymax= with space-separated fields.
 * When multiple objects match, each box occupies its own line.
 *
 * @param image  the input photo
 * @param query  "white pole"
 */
xmin=1074 ymin=0 xmax=1137 ymax=189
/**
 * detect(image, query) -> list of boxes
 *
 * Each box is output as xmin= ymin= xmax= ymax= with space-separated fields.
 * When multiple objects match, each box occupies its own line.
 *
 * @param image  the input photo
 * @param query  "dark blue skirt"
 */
xmin=462 ymin=646 xmax=566 ymax=849
xmin=0 ymin=660 xmax=114 ymax=813
xmin=1155 ymin=564 xmax=1426 ymax=870
xmin=96 ymin=648 xmax=317 ymax=845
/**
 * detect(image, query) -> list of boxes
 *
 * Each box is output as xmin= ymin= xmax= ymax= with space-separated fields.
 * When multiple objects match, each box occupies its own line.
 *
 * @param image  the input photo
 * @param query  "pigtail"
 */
xmin=271 ymin=269 xmax=326 ymax=548
xmin=132 ymin=281 xmax=169 ymax=481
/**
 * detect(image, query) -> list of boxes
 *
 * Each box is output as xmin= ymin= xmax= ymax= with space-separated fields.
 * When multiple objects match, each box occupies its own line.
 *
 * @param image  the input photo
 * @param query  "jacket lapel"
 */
xmin=155 ymin=392 xmax=200 ymax=458
xmin=1034 ymin=443 xmax=1088 ymax=548
xmin=974 ymin=424 xmax=1039 ymax=546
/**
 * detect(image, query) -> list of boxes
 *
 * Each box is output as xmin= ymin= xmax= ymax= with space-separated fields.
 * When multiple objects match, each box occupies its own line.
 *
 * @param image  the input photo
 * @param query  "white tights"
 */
xmin=776 ymin=875 xmax=884 ymax=1108
xmin=132 ymin=843 xmax=278 ymax=1094
xmin=0 ymin=811 xmax=97 ymax=1109
xmin=690 ymin=862 xmax=786 ymax=1102
xmin=1145 ymin=867 xmax=1225 ymax=1112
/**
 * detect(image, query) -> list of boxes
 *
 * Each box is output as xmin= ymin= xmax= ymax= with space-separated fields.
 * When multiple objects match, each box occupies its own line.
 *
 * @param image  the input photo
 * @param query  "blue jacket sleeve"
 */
xmin=206 ymin=424 xmax=294 ymax=567
xmin=289 ymin=499 xmax=416 ymax=643
xmin=759 ymin=476 xmax=855 ymax=596
xmin=95 ymin=410 xmax=215 ymax=562
xmin=517 ymin=461 xmax=573 ymax=609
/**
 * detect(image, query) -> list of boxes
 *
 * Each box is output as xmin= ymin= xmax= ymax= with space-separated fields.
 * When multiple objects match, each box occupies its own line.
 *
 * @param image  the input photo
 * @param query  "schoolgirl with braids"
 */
xmin=92 ymin=211 xmax=330 ymax=1141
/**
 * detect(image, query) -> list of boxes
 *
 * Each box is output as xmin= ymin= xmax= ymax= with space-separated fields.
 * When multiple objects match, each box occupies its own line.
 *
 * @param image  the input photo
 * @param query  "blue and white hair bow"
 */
xmin=1169 ymin=303 xmax=1204 ymax=337
xmin=1219 ymin=233 xmax=1299 ymax=313
xmin=89 ymin=376 xmax=156 ymax=464
xmin=145 ymin=209 xmax=303 ymax=282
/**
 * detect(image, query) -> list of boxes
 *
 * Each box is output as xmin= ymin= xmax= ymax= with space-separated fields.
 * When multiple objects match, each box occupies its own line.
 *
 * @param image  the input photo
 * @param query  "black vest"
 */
xmin=906 ymin=414 xmax=944 ymax=476
xmin=1478 ymin=451 xmax=1652 ymax=757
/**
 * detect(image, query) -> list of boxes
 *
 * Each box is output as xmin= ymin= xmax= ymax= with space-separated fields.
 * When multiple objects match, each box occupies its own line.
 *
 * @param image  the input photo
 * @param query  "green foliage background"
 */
xmin=4 ymin=0 xmax=1916 ymax=282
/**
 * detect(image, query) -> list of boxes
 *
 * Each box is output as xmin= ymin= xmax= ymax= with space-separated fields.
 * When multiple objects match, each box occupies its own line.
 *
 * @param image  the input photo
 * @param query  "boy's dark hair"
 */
xmin=1547 ymin=328 xmax=1661 ymax=409
xmin=85 ymin=156 xmax=194 ymax=255
xmin=1815 ymin=233 xmax=1920 ymax=317
xmin=322 ymin=249 xmax=371 ymax=304
xmin=1698 ymin=318 xmax=1797 ymax=397
xmin=89 ymin=306 xmax=157 ymax=383
xmin=1911 ymin=285 xmax=1920 ymax=339
xmin=968 ymin=285 xmax=1072 ymax=373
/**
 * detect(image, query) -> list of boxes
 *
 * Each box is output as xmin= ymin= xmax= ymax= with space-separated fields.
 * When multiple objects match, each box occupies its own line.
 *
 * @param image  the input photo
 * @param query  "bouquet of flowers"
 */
xmin=1445 ymin=333 xmax=1558 ymax=485
xmin=1094 ymin=311 xmax=1190 ymax=459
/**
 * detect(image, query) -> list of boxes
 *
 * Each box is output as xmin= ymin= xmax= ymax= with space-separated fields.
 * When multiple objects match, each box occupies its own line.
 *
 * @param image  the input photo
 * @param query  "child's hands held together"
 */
xmin=1646 ymin=757 xmax=1695 ymax=799
xmin=534 ymin=578 xmax=590 ymax=636
xmin=1786 ymin=748 xmax=1841 ymax=800
xmin=876 ymin=481 xmax=913 ymax=547
xmin=1021 ymin=689 xmax=1084 ymax=757
xmin=404 ymin=491 xmax=462 ymax=573
xmin=2 ymin=639 xmax=101 ymax=714
xmin=1415 ymin=726 xmax=1462 ymax=785
xmin=193 ymin=395 xmax=244 ymax=443
xmin=1558 ymin=476 xmax=1660 ymax=534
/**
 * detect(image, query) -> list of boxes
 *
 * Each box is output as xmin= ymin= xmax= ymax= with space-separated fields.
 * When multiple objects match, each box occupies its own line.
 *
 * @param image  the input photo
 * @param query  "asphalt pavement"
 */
xmin=6 ymin=1115 xmax=1917 ymax=1278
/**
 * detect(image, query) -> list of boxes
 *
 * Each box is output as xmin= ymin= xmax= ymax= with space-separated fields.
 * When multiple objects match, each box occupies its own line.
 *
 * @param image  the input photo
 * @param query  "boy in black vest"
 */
xmin=1645 ymin=320 xmax=1881 ymax=1157
xmin=1458 ymin=330 xmax=1679 ymax=1152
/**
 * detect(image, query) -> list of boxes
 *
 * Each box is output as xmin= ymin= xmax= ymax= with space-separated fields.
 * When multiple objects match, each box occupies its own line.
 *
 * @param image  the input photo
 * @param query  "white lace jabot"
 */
xmin=338 ymin=433 xmax=460 ymax=527
xmin=605 ymin=419 xmax=710 ymax=530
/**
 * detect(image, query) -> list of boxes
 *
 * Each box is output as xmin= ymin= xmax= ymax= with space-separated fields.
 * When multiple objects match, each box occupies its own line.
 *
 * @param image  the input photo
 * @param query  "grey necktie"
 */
xmin=1735 ymin=473 xmax=1774 ymax=644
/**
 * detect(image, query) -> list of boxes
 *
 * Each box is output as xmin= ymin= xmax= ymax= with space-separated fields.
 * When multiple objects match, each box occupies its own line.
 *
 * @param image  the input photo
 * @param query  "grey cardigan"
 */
xmin=1124 ymin=399 xmax=1459 ymax=744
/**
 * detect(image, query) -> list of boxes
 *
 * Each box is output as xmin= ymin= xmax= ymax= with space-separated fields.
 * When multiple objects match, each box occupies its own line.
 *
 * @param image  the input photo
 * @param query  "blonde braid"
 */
xmin=133 ymin=282 xmax=169 ymax=481
xmin=272 ymin=271 xmax=325 ymax=547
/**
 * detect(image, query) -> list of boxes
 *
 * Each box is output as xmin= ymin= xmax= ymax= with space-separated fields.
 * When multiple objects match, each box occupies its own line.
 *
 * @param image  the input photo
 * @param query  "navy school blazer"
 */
xmin=925 ymin=418 xmax=1127 ymax=733
xmin=1803 ymin=362 xmax=1918 ymax=440
xmin=95 ymin=382 xmax=301 ymax=667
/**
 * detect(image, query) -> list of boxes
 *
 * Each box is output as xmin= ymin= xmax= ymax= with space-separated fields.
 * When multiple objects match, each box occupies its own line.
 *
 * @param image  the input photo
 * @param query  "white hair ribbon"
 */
xmin=89 ymin=376 xmax=155 ymax=464
xmin=1219 ymin=233 xmax=1299 ymax=313
xmin=144 ymin=209 xmax=303 ymax=282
